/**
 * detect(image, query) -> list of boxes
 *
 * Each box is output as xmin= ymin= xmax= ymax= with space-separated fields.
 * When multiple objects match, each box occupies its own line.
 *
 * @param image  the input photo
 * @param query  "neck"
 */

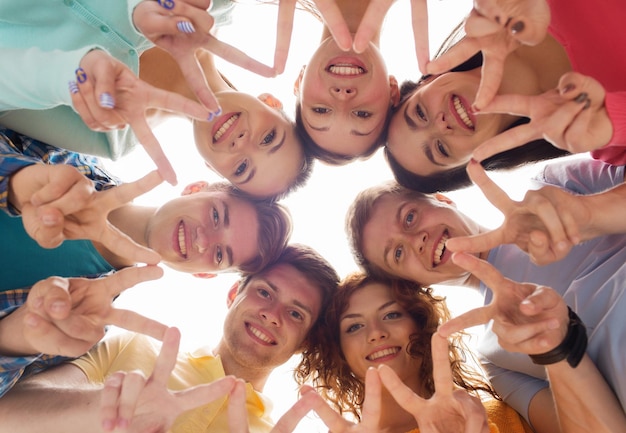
xmin=213 ymin=339 xmax=273 ymax=392
xmin=321 ymin=0 xmax=382 ymax=46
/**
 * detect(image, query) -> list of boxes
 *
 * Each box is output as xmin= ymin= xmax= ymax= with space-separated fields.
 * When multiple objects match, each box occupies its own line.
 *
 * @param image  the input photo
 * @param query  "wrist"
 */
xmin=529 ymin=307 xmax=587 ymax=368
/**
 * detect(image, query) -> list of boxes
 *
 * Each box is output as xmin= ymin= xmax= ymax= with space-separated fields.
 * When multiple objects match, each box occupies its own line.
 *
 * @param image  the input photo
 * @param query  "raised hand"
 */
xmin=445 ymin=160 xmax=594 ymax=265
xmin=71 ymin=50 xmax=212 ymax=185
xmin=305 ymin=368 xmax=382 ymax=433
xmin=378 ymin=334 xmax=490 ymax=433
xmin=473 ymin=72 xmax=612 ymax=163
xmin=100 ymin=327 xmax=237 ymax=432
xmin=427 ymin=0 xmax=550 ymax=109
xmin=133 ymin=0 xmax=291 ymax=106
xmin=20 ymin=167 xmax=163 ymax=265
xmin=21 ymin=265 xmax=167 ymax=358
xmin=438 ymin=252 xmax=569 ymax=356
xmin=315 ymin=0 xmax=430 ymax=74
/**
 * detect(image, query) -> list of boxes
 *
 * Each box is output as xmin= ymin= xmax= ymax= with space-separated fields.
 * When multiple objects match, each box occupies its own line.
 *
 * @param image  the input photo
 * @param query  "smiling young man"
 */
xmin=0 ymin=244 xmax=339 ymax=433
xmin=345 ymin=157 xmax=626 ymax=432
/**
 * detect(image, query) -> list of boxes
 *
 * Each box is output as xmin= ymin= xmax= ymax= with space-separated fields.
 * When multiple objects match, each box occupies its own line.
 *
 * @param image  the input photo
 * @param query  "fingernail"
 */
xmin=471 ymin=104 xmax=480 ymax=113
xmin=102 ymin=419 xmax=114 ymax=431
xmin=556 ymin=241 xmax=568 ymax=251
xmin=583 ymin=98 xmax=591 ymax=110
xmin=42 ymin=214 xmax=58 ymax=226
xmin=25 ymin=315 xmax=39 ymax=327
xmin=99 ymin=92 xmax=115 ymax=109
xmin=50 ymin=301 xmax=66 ymax=312
xmin=510 ymin=20 xmax=525 ymax=34
xmin=116 ymin=419 xmax=129 ymax=429
xmin=561 ymin=83 xmax=576 ymax=95
xmin=68 ymin=81 xmax=79 ymax=94
xmin=207 ymin=107 xmax=222 ymax=121
xmin=75 ymin=67 xmax=87 ymax=84
xmin=574 ymin=92 xmax=588 ymax=104
xmin=177 ymin=21 xmax=195 ymax=34
xmin=157 ymin=0 xmax=175 ymax=10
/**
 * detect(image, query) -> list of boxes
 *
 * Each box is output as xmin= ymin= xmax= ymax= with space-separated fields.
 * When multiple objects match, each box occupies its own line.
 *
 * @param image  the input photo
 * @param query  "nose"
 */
xmin=230 ymin=130 xmax=248 ymax=151
xmin=195 ymin=227 xmax=209 ymax=254
xmin=330 ymin=86 xmax=357 ymax=100
xmin=367 ymin=324 xmax=388 ymax=343
xmin=412 ymin=231 xmax=428 ymax=255
xmin=260 ymin=306 xmax=281 ymax=327
xmin=433 ymin=111 xmax=452 ymax=134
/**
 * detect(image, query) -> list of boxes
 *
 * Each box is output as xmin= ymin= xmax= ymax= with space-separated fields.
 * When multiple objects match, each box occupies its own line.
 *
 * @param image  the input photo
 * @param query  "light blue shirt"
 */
xmin=478 ymin=159 xmax=626 ymax=424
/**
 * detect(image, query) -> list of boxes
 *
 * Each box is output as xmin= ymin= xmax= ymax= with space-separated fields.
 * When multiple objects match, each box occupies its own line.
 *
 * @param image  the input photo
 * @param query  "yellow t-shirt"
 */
xmin=405 ymin=399 xmax=533 ymax=433
xmin=71 ymin=332 xmax=274 ymax=433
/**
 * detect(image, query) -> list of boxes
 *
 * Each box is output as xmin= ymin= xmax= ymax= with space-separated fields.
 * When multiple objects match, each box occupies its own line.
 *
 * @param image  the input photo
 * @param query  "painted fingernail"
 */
xmin=574 ymin=92 xmax=588 ymax=104
xmin=177 ymin=21 xmax=195 ymax=34
xmin=510 ymin=20 xmax=525 ymax=34
xmin=68 ymin=81 xmax=79 ymax=94
xmin=157 ymin=0 xmax=175 ymax=10
xmin=207 ymin=107 xmax=222 ymax=121
xmin=99 ymin=92 xmax=115 ymax=109
xmin=75 ymin=67 xmax=87 ymax=84
xmin=561 ymin=83 xmax=576 ymax=94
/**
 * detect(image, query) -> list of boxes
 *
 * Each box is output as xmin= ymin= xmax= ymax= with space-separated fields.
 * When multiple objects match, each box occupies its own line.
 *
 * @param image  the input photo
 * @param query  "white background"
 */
xmin=105 ymin=1 xmax=547 ymax=430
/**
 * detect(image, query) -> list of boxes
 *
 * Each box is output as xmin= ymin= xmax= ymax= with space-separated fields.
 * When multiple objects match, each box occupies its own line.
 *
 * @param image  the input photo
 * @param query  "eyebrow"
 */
xmin=341 ymin=300 xmax=397 ymax=321
xmin=423 ymin=143 xmax=445 ymax=167
xmin=403 ymin=103 xmax=417 ymax=129
xmin=382 ymin=202 xmax=407 ymax=269
xmin=306 ymin=120 xmax=376 ymax=137
xmin=237 ymin=130 xmax=286 ymax=185
xmin=265 ymin=279 xmax=314 ymax=317
xmin=223 ymin=202 xmax=234 ymax=267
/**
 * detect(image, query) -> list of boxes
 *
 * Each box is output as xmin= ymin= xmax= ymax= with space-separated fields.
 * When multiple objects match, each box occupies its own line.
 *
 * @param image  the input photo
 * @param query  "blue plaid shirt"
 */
xmin=0 ymin=127 xmax=121 ymax=397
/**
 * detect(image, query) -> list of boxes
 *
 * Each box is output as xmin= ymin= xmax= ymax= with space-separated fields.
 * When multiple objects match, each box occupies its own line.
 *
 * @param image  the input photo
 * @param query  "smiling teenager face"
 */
xmin=145 ymin=189 xmax=259 ymax=274
xmin=386 ymin=70 xmax=517 ymax=176
xmin=221 ymin=263 xmax=323 ymax=372
xmin=339 ymin=282 xmax=422 ymax=384
xmin=193 ymin=91 xmax=304 ymax=198
xmin=361 ymin=192 xmax=484 ymax=287
xmin=294 ymin=37 xmax=399 ymax=159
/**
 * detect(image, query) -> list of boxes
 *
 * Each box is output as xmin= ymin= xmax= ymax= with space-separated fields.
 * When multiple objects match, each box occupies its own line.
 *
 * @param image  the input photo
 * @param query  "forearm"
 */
xmin=580 ymin=182 xmax=626 ymax=240
xmin=547 ymin=355 xmax=626 ymax=433
xmin=0 ymin=307 xmax=38 ymax=356
xmin=0 ymin=365 xmax=105 ymax=433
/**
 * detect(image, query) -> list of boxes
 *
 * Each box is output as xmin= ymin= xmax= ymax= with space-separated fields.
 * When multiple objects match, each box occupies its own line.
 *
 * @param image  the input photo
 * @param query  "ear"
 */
xmin=182 ymin=181 xmax=209 ymax=196
xmin=433 ymin=193 xmax=456 ymax=207
xmin=226 ymin=281 xmax=239 ymax=307
xmin=258 ymin=93 xmax=283 ymax=110
xmin=389 ymin=75 xmax=400 ymax=107
xmin=192 ymin=272 xmax=217 ymax=279
xmin=293 ymin=65 xmax=305 ymax=97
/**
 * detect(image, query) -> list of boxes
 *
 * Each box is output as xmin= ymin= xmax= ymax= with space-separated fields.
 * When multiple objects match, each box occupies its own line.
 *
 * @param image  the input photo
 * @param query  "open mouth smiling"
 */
xmin=247 ymin=323 xmax=277 ymax=345
xmin=433 ymin=230 xmax=449 ymax=267
xmin=213 ymin=113 xmax=240 ymax=143
xmin=327 ymin=63 xmax=366 ymax=76
xmin=177 ymin=221 xmax=187 ymax=259
xmin=366 ymin=346 xmax=401 ymax=361
xmin=451 ymin=95 xmax=475 ymax=130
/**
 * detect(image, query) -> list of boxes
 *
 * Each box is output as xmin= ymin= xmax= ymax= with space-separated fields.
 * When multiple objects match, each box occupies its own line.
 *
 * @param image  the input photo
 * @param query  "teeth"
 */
xmin=249 ymin=324 xmax=275 ymax=344
xmin=213 ymin=114 xmax=239 ymax=141
xmin=453 ymin=96 xmax=474 ymax=129
xmin=178 ymin=222 xmax=187 ymax=258
xmin=434 ymin=232 xmax=449 ymax=266
xmin=328 ymin=64 xmax=365 ymax=75
xmin=367 ymin=347 xmax=400 ymax=361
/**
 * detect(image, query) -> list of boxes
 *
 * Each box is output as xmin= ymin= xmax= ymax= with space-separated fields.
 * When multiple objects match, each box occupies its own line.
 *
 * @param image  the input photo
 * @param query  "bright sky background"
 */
xmin=104 ymin=1 xmax=550 ymax=430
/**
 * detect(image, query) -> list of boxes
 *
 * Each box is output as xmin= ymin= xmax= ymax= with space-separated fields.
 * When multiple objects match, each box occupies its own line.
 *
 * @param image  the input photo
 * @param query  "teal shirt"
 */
xmin=0 ymin=211 xmax=114 ymax=292
xmin=0 ymin=0 xmax=234 ymax=160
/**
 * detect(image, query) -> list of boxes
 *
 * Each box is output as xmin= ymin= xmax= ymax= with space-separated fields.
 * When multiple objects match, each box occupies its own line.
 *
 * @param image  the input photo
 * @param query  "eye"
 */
xmin=394 ymin=246 xmax=403 ymax=263
xmin=415 ymin=103 xmax=427 ymax=121
xmin=234 ymin=160 xmax=248 ymax=176
xmin=257 ymin=288 xmax=271 ymax=299
xmin=353 ymin=110 xmax=371 ymax=119
xmin=312 ymin=107 xmax=330 ymax=114
xmin=346 ymin=323 xmax=363 ymax=333
xmin=216 ymin=246 xmax=223 ymax=265
xmin=405 ymin=211 xmax=416 ymax=227
xmin=212 ymin=208 xmax=220 ymax=226
xmin=261 ymin=129 xmax=276 ymax=146
xmin=384 ymin=311 xmax=402 ymax=320
xmin=436 ymin=140 xmax=449 ymax=158
xmin=289 ymin=310 xmax=304 ymax=321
